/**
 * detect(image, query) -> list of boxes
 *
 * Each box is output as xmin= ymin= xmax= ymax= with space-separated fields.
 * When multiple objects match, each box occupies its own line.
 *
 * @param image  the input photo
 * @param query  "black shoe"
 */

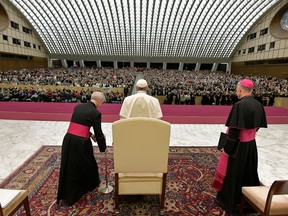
xmin=59 ymin=199 xmax=73 ymax=207
xmin=215 ymin=196 xmax=225 ymax=208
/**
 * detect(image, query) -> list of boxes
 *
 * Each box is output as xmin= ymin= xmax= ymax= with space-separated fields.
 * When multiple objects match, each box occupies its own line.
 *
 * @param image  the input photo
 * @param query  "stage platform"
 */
xmin=0 ymin=102 xmax=287 ymax=124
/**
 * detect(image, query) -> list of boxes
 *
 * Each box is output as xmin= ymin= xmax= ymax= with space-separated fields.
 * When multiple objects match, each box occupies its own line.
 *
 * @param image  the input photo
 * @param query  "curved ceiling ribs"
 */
xmin=9 ymin=0 xmax=281 ymax=61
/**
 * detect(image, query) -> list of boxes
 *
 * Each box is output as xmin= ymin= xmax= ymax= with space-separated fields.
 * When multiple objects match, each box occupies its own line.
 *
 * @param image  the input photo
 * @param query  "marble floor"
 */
xmin=0 ymin=119 xmax=287 ymax=186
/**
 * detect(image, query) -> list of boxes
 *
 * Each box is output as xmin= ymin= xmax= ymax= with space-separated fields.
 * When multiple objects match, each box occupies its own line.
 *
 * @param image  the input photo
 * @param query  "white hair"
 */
xmin=91 ymin=91 xmax=105 ymax=102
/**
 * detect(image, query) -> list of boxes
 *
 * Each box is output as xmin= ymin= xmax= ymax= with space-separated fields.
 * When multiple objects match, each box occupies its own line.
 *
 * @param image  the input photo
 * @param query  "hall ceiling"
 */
xmin=9 ymin=0 xmax=282 ymax=61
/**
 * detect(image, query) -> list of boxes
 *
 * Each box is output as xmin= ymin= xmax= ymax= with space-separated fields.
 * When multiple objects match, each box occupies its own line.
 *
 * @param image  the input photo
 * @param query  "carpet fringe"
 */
xmin=47 ymin=199 xmax=57 ymax=216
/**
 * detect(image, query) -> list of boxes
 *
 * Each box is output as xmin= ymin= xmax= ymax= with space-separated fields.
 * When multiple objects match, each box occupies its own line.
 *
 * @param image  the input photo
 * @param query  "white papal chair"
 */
xmin=112 ymin=117 xmax=171 ymax=215
xmin=239 ymin=180 xmax=288 ymax=216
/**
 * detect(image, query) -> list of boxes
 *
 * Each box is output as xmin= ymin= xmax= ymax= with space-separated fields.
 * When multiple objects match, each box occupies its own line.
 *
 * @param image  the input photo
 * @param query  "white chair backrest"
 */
xmin=113 ymin=117 xmax=171 ymax=173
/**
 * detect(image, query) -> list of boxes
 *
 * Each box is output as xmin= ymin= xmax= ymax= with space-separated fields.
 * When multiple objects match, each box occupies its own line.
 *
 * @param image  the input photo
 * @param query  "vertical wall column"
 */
xmin=178 ymin=62 xmax=184 ymax=71
xmin=113 ymin=61 xmax=118 ymax=69
xmin=48 ymin=58 xmax=53 ymax=68
xmin=147 ymin=62 xmax=150 ymax=69
xmin=163 ymin=62 xmax=167 ymax=70
xmin=96 ymin=60 xmax=101 ymax=68
xmin=211 ymin=63 xmax=218 ymax=72
xmin=131 ymin=62 xmax=134 ymax=67
xmin=226 ymin=62 xmax=231 ymax=74
xmin=79 ymin=60 xmax=85 ymax=67
xmin=195 ymin=63 xmax=201 ymax=71
xmin=61 ymin=59 xmax=68 ymax=68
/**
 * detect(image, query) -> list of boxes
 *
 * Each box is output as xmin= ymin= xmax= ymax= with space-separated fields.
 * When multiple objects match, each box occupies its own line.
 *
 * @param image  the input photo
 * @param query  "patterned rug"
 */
xmin=0 ymin=146 xmax=232 ymax=215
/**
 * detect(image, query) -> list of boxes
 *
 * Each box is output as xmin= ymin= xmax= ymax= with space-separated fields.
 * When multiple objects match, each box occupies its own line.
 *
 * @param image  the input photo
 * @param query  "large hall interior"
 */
xmin=0 ymin=0 xmax=288 ymax=215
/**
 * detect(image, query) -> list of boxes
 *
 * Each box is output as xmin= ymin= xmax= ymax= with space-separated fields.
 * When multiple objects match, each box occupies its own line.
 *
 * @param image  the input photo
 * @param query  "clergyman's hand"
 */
xmin=90 ymin=134 xmax=97 ymax=142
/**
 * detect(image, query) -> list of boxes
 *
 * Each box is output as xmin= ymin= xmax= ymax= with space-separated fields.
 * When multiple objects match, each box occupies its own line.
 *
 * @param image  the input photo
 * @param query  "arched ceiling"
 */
xmin=9 ymin=0 xmax=282 ymax=62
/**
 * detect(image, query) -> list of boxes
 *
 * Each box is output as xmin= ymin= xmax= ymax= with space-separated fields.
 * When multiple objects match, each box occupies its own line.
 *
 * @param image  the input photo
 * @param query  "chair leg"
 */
xmin=159 ymin=173 xmax=167 ymax=215
xmin=23 ymin=196 xmax=31 ymax=216
xmin=159 ymin=190 xmax=165 ymax=211
xmin=114 ymin=173 xmax=120 ymax=214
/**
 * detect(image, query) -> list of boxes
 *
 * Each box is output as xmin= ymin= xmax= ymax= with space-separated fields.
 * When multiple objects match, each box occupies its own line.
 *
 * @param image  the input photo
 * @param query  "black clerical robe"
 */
xmin=57 ymin=101 xmax=106 ymax=205
xmin=216 ymin=96 xmax=267 ymax=214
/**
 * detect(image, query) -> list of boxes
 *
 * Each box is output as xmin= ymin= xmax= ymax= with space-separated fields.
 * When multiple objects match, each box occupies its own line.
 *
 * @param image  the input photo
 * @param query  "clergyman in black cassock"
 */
xmin=57 ymin=91 xmax=107 ymax=206
xmin=213 ymin=79 xmax=267 ymax=214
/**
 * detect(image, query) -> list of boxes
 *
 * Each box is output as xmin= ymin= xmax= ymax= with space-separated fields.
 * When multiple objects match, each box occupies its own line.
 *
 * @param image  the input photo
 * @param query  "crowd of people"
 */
xmin=0 ymin=87 xmax=126 ymax=104
xmin=144 ymin=69 xmax=286 ymax=106
xmin=0 ymin=67 xmax=287 ymax=105
xmin=0 ymin=66 xmax=136 ymax=88
xmin=0 ymin=66 xmax=135 ymax=103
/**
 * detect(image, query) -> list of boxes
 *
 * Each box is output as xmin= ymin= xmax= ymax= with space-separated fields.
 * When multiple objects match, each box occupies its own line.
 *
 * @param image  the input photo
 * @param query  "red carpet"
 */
xmin=0 ymin=102 xmax=287 ymax=124
xmin=0 ymin=146 xmax=225 ymax=215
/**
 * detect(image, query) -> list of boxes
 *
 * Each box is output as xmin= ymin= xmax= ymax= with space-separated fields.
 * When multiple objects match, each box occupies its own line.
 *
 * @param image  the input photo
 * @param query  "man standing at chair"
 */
xmin=57 ymin=91 xmax=107 ymax=206
xmin=213 ymin=78 xmax=267 ymax=214
xmin=119 ymin=79 xmax=163 ymax=119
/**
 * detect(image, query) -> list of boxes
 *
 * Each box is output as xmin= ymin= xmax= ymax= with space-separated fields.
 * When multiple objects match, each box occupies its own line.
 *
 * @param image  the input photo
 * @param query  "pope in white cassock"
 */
xmin=119 ymin=79 xmax=163 ymax=119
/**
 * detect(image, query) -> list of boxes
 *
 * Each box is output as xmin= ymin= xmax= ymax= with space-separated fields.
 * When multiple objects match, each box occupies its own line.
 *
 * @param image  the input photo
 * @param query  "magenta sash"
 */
xmin=226 ymin=127 xmax=257 ymax=142
xmin=212 ymin=152 xmax=229 ymax=191
xmin=238 ymin=128 xmax=257 ymax=142
xmin=67 ymin=122 xmax=90 ymax=138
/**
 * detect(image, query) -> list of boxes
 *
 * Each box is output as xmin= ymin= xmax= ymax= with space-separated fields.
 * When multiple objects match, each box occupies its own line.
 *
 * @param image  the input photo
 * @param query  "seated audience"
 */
xmin=1 ymin=67 xmax=287 ymax=105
